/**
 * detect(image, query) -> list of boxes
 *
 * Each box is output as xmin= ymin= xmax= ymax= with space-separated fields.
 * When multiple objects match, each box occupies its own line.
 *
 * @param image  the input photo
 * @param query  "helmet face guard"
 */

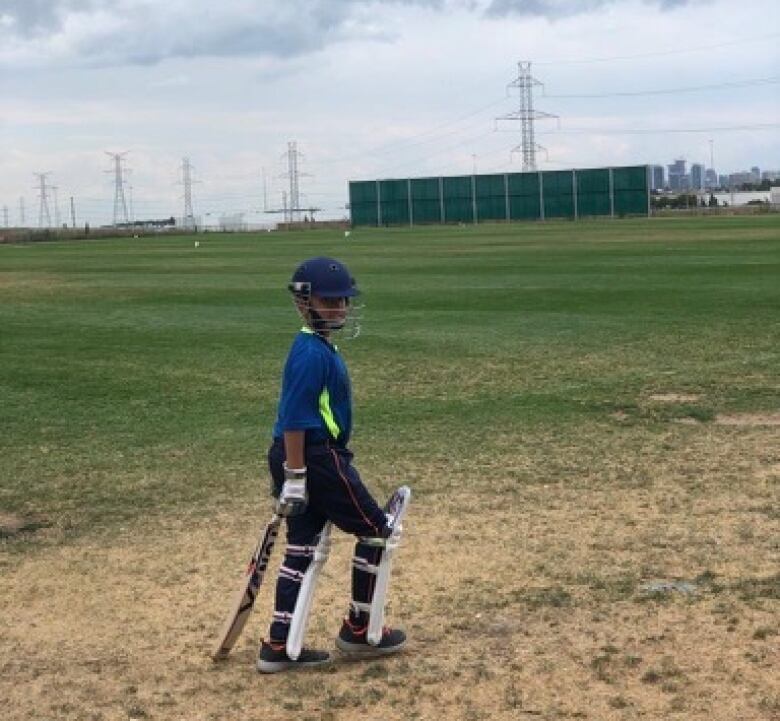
xmin=288 ymin=258 xmax=362 ymax=339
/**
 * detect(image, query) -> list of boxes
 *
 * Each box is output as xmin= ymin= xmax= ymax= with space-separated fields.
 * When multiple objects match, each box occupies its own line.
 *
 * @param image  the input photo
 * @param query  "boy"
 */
xmin=257 ymin=256 xmax=407 ymax=673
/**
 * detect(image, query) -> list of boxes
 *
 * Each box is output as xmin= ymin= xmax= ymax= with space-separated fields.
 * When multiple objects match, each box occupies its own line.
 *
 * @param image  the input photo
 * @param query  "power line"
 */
xmin=368 ymin=129 xmax=495 ymax=177
xmin=544 ymin=76 xmax=780 ymax=99
xmin=293 ymin=97 xmax=510 ymax=172
xmin=319 ymin=97 xmax=509 ymax=165
xmin=537 ymin=122 xmax=780 ymax=136
xmin=535 ymin=32 xmax=780 ymax=65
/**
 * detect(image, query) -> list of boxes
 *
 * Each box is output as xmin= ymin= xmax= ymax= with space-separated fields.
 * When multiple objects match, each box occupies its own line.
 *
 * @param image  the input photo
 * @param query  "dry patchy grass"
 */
xmin=2 ymin=422 xmax=778 ymax=721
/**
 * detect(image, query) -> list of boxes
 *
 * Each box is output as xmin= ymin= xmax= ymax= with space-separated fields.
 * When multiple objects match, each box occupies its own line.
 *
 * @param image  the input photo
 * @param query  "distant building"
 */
xmin=729 ymin=172 xmax=753 ymax=187
xmin=750 ymin=166 xmax=761 ymax=182
xmin=761 ymin=170 xmax=780 ymax=181
xmin=648 ymin=165 xmax=665 ymax=190
xmin=667 ymin=159 xmax=688 ymax=191
xmin=690 ymin=163 xmax=704 ymax=191
xmin=218 ymin=213 xmax=247 ymax=231
xmin=718 ymin=174 xmax=730 ymax=188
xmin=706 ymin=190 xmax=772 ymax=206
xmin=704 ymin=169 xmax=718 ymax=188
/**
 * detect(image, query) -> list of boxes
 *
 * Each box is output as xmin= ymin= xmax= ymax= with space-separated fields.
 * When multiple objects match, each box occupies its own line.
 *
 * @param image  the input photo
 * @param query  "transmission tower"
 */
xmin=286 ymin=141 xmax=301 ymax=222
xmin=52 ymin=186 xmax=61 ymax=228
xmin=2 ymin=205 xmax=8 ymax=228
xmin=180 ymin=157 xmax=198 ymax=230
xmin=19 ymin=197 xmax=26 ymax=227
xmin=496 ymin=61 xmax=557 ymax=171
xmin=105 ymin=151 xmax=130 ymax=226
xmin=264 ymin=141 xmax=320 ymax=224
xmin=33 ymin=172 xmax=53 ymax=228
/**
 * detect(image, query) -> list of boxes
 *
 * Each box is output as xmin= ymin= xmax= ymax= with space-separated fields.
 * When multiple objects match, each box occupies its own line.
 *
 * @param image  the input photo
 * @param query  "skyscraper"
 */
xmin=648 ymin=165 xmax=665 ymax=190
xmin=690 ymin=164 xmax=704 ymax=191
xmin=668 ymin=159 xmax=688 ymax=192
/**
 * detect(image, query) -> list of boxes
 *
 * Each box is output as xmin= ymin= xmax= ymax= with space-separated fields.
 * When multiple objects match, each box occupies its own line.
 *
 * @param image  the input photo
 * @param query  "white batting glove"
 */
xmin=277 ymin=464 xmax=308 ymax=517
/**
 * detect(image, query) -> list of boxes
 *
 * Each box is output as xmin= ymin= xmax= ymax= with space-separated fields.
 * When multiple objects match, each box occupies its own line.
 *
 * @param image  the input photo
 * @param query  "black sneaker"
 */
xmin=335 ymin=618 xmax=407 ymax=656
xmin=256 ymin=640 xmax=331 ymax=673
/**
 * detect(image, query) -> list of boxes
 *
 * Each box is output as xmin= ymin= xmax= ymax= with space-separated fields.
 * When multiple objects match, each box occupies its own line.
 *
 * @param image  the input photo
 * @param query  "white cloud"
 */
xmin=0 ymin=1 xmax=454 ymax=67
xmin=1 ymin=0 xmax=701 ymax=68
xmin=485 ymin=0 xmax=695 ymax=17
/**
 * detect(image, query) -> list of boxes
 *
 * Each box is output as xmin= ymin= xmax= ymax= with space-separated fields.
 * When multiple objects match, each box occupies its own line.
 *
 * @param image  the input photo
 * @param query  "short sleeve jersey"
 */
xmin=272 ymin=328 xmax=352 ymax=446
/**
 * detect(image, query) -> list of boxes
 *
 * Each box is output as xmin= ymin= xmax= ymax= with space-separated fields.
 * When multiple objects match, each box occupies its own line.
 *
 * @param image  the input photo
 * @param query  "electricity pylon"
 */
xmin=496 ymin=61 xmax=558 ymax=171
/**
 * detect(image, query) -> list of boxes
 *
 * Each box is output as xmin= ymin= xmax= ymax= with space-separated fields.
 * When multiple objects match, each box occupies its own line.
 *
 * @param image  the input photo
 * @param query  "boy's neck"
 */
xmin=303 ymin=325 xmax=332 ymax=343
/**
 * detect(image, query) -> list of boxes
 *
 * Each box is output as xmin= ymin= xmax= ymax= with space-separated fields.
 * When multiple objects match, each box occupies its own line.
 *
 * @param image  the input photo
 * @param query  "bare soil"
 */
xmin=1 ymin=428 xmax=778 ymax=721
xmin=647 ymin=394 xmax=701 ymax=403
xmin=716 ymin=413 xmax=780 ymax=427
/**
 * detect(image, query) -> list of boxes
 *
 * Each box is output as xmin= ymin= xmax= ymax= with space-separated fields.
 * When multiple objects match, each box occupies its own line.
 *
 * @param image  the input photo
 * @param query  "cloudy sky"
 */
xmin=1 ymin=0 xmax=778 ymax=226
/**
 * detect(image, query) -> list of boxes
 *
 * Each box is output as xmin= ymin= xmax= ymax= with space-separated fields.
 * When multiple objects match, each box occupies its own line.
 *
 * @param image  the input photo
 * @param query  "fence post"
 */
xmin=408 ymin=178 xmax=413 ymax=227
xmin=504 ymin=174 xmax=510 ymax=223
xmin=472 ymin=174 xmax=477 ymax=224
xmin=609 ymin=168 xmax=615 ymax=218
xmin=646 ymin=165 xmax=651 ymax=217
xmin=572 ymin=169 xmax=578 ymax=220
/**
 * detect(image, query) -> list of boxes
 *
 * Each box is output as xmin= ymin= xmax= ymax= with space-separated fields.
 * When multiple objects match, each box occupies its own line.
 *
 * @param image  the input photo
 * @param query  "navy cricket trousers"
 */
xmin=267 ymin=439 xmax=389 ymax=643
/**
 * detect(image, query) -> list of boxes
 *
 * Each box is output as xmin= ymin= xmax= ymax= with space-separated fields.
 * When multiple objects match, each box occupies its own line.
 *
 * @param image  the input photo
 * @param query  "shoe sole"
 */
xmin=256 ymin=657 xmax=331 ymax=674
xmin=335 ymin=637 xmax=407 ymax=656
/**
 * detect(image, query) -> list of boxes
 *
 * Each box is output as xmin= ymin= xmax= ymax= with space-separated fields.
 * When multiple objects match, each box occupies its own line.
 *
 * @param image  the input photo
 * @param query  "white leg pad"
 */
xmin=286 ymin=522 xmax=332 ymax=661
xmin=366 ymin=486 xmax=411 ymax=646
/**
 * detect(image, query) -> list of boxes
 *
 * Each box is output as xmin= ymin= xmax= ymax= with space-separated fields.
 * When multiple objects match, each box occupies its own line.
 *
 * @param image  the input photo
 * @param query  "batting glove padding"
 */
xmin=277 ymin=464 xmax=308 ymax=517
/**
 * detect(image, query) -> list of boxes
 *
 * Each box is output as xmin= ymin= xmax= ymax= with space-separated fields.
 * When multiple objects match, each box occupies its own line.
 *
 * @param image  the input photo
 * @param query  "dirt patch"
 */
xmin=0 ymin=513 xmax=46 ymax=539
xmin=715 ymin=413 xmax=780 ymax=427
xmin=1 ymin=424 xmax=778 ymax=721
xmin=648 ymin=393 xmax=701 ymax=403
xmin=2 ymin=459 xmax=779 ymax=721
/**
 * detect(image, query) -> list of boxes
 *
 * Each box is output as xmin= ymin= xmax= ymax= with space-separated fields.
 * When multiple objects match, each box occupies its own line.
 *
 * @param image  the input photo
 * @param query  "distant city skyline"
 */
xmin=648 ymin=158 xmax=778 ymax=192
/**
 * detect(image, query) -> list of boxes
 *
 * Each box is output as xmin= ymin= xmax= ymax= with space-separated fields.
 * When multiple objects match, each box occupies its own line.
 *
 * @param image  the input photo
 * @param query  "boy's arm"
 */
xmin=283 ymin=430 xmax=306 ymax=469
xmin=277 ymin=430 xmax=307 ymax=516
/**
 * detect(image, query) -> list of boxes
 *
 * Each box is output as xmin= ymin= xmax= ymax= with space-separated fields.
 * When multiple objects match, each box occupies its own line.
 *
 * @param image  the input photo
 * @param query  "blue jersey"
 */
xmin=272 ymin=328 xmax=353 ymax=447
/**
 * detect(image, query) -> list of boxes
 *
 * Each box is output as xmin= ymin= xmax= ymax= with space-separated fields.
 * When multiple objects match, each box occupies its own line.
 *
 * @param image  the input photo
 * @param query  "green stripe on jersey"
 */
xmin=319 ymin=388 xmax=341 ymax=439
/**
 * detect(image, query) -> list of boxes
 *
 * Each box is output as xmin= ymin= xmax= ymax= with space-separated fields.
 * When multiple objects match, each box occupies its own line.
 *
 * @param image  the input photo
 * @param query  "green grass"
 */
xmin=1 ymin=216 xmax=778 ymax=538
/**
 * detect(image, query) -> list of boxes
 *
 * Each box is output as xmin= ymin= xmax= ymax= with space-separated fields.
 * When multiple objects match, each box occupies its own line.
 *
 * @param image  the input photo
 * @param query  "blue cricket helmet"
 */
xmin=289 ymin=257 xmax=359 ymax=298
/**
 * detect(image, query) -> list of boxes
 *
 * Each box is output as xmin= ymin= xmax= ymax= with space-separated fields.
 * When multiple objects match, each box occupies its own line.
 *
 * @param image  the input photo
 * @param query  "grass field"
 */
xmin=1 ymin=216 xmax=778 ymax=720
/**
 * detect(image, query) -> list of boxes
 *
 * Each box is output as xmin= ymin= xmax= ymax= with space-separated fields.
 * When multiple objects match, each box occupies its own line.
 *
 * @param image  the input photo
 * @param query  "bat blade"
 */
xmin=212 ymin=514 xmax=281 ymax=661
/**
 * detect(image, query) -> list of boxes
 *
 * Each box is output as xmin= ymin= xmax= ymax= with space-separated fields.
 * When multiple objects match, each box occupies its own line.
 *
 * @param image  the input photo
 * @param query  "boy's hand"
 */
xmin=277 ymin=464 xmax=308 ymax=516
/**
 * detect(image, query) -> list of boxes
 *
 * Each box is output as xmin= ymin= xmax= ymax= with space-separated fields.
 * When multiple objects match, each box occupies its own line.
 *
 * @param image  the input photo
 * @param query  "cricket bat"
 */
xmin=212 ymin=513 xmax=281 ymax=661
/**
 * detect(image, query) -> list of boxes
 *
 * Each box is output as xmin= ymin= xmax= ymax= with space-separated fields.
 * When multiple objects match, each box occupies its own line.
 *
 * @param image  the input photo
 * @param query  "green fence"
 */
xmin=349 ymin=166 xmax=649 ymax=226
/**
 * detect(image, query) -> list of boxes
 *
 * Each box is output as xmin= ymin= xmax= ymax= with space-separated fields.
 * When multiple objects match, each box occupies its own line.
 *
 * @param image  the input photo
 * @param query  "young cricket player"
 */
xmin=256 ymin=256 xmax=407 ymax=673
